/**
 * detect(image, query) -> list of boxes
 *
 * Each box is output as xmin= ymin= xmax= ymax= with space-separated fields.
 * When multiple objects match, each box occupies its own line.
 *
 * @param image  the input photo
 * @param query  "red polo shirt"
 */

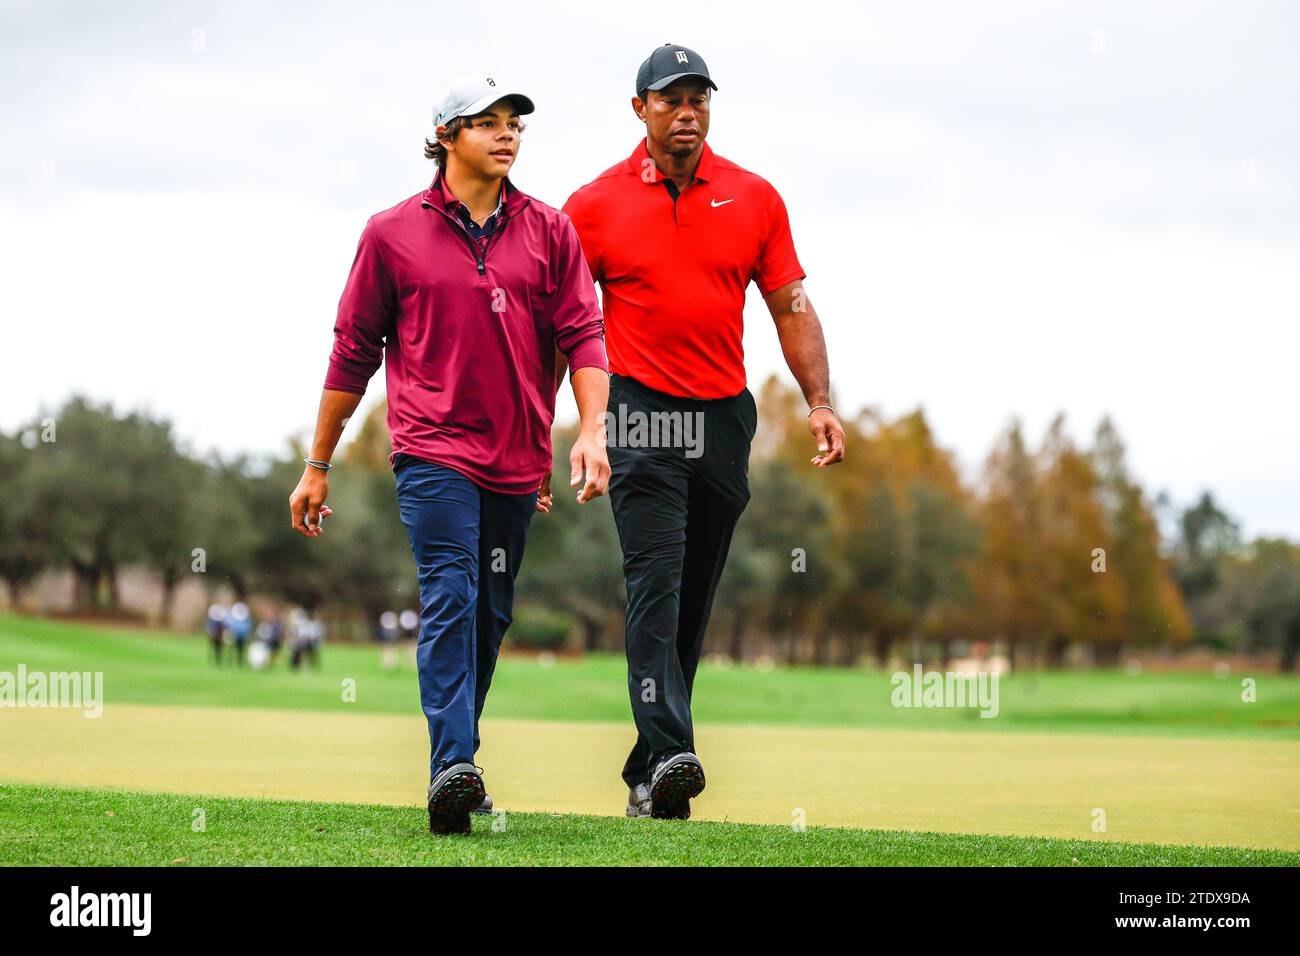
xmin=562 ymin=138 xmax=804 ymax=399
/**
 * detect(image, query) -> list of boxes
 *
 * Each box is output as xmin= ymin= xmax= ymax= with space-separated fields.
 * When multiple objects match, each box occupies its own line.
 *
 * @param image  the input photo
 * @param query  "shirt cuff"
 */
xmin=564 ymin=337 xmax=608 ymax=374
xmin=323 ymin=359 xmax=371 ymax=395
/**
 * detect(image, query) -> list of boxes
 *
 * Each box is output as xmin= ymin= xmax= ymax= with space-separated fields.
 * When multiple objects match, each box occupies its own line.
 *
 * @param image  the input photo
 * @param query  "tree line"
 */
xmin=2 ymin=386 xmax=1296 ymax=669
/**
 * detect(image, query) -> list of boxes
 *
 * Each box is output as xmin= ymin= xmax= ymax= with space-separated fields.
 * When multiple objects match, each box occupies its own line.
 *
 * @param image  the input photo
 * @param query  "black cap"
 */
xmin=635 ymin=43 xmax=718 ymax=97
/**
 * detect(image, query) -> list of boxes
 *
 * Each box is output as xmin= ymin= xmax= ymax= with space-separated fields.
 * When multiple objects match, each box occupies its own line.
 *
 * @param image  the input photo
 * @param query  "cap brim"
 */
xmin=646 ymin=71 xmax=718 ymax=92
xmin=459 ymin=91 xmax=536 ymax=119
xmin=430 ymin=91 xmax=535 ymax=139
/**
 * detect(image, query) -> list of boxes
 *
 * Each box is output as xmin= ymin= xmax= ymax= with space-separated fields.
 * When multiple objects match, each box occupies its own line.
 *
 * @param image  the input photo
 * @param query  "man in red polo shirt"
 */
xmin=563 ymin=44 xmax=845 ymax=819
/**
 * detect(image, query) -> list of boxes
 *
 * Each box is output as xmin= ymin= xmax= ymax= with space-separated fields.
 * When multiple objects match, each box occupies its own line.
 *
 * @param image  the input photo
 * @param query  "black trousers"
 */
xmin=606 ymin=373 xmax=756 ymax=787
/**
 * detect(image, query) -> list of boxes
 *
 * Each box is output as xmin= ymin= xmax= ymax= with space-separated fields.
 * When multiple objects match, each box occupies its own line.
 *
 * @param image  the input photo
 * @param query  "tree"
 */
xmin=1038 ymin=415 xmax=1126 ymax=665
xmin=1091 ymin=417 xmax=1192 ymax=654
xmin=515 ymin=423 xmax=627 ymax=651
xmin=1170 ymin=491 xmax=1242 ymax=645
xmin=26 ymin=397 xmax=191 ymax=613
xmin=731 ymin=456 xmax=837 ymax=664
xmin=133 ymin=441 xmax=205 ymax=624
xmin=0 ymin=432 xmax=54 ymax=607
xmin=1222 ymin=539 xmax=1300 ymax=669
xmin=883 ymin=411 xmax=981 ymax=666
xmin=973 ymin=420 xmax=1048 ymax=669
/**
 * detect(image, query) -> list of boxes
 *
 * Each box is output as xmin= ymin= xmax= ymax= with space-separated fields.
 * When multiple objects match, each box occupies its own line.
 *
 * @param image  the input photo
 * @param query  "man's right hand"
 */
xmin=290 ymin=467 xmax=333 ymax=538
xmin=535 ymin=471 xmax=554 ymax=514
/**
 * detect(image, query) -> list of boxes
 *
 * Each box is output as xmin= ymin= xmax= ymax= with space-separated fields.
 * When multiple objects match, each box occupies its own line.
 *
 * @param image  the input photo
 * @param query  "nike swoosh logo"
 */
xmin=711 ymin=199 xmax=735 ymax=207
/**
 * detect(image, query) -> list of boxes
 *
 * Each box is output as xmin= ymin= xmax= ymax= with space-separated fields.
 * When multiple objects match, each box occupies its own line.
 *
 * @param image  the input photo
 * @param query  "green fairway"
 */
xmin=4 ymin=614 xmax=1299 ymax=861
xmin=2 ymin=782 xmax=1294 ymax=867
xmin=2 ymin=613 xmax=1297 ymax=738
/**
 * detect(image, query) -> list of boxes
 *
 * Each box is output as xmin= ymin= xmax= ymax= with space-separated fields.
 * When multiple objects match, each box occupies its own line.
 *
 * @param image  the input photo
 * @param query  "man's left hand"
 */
xmin=569 ymin=432 xmax=611 ymax=502
xmin=809 ymin=408 xmax=846 ymax=467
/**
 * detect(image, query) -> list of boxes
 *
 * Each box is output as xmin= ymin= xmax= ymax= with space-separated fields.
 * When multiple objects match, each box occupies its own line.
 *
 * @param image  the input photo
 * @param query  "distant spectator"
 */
xmin=399 ymin=608 xmax=419 ymax=639
xmin=228 ymin=602 xmax=253 ymax=667
xmin=254 ymin=613 xmax=285 ymax=669
xmin=379 ymin=610 xmax=399 ymax=671
xmin=265 ymin=614 xmax=285 ymax=664
xmin=399 ymin=608 xmax=419 ymax=667
xmin=205 ymin=603 xmax=228 ymax=665
xmin=304 ymin=615 xmax=324 ymax=670
xmin=288 ymin=609 xmax=309 ymax=671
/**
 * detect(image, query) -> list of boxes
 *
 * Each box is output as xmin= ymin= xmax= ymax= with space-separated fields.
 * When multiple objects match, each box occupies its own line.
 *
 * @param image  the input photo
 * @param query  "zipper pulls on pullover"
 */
xmin=422 ymin=195 xmax=531 ymax=279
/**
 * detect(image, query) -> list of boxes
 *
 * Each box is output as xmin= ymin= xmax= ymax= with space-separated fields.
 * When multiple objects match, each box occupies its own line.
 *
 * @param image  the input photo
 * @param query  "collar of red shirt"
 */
xmin=626 ymin=137 xmax=717 ymax=185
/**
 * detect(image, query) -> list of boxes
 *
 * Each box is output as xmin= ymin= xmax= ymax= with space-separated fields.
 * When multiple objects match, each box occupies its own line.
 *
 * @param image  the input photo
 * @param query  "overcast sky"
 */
xmin=2 ymin=0 xmax=1296 ymax=537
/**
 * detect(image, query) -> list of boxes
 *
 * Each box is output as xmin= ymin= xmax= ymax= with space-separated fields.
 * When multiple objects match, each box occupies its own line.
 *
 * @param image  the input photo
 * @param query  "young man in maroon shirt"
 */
xmin=564 ymin=45 xmax=845 ymax=820
xmin=290 ymin=74 xmax=610 ymax=834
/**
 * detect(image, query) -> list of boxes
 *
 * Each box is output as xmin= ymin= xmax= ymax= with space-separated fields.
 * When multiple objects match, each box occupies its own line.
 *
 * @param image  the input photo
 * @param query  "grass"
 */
xmin=3 ymin=782 xmax=1295 ymax=867
xmin=2 ymin=613 xmax=1297 ymax=739
xmin=9 ymin=700 xmax=1296 ymax=849
xmin=4 ymin=614 xmax=1298 ymax=863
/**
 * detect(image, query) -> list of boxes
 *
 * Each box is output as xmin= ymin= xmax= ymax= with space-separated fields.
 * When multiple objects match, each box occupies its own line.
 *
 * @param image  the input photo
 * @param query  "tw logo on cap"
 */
xmin=675 ymin=51 xmax=689 ymax=64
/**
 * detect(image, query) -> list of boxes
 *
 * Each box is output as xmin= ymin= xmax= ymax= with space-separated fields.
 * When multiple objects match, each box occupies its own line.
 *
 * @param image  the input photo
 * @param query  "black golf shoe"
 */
xmin=626 ymin=782 xmax=652 ymax=818
xmin=649 ymin=752 xmax=705 ymax=820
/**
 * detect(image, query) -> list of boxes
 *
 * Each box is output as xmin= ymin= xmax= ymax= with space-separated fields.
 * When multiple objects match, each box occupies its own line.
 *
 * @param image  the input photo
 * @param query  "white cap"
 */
xmin=431 ymin=73 xmax=535 ymax=138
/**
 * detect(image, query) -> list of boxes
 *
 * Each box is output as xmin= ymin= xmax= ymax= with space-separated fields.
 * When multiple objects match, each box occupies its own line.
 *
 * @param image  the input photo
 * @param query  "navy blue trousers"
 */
xmin=393 ymin=454 xmax=536 ymax=779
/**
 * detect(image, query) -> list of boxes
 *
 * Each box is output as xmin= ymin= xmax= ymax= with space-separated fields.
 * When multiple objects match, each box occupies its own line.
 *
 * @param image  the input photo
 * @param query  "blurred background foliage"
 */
xmin=2 ymin=380 xmax=1296 ymax=670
